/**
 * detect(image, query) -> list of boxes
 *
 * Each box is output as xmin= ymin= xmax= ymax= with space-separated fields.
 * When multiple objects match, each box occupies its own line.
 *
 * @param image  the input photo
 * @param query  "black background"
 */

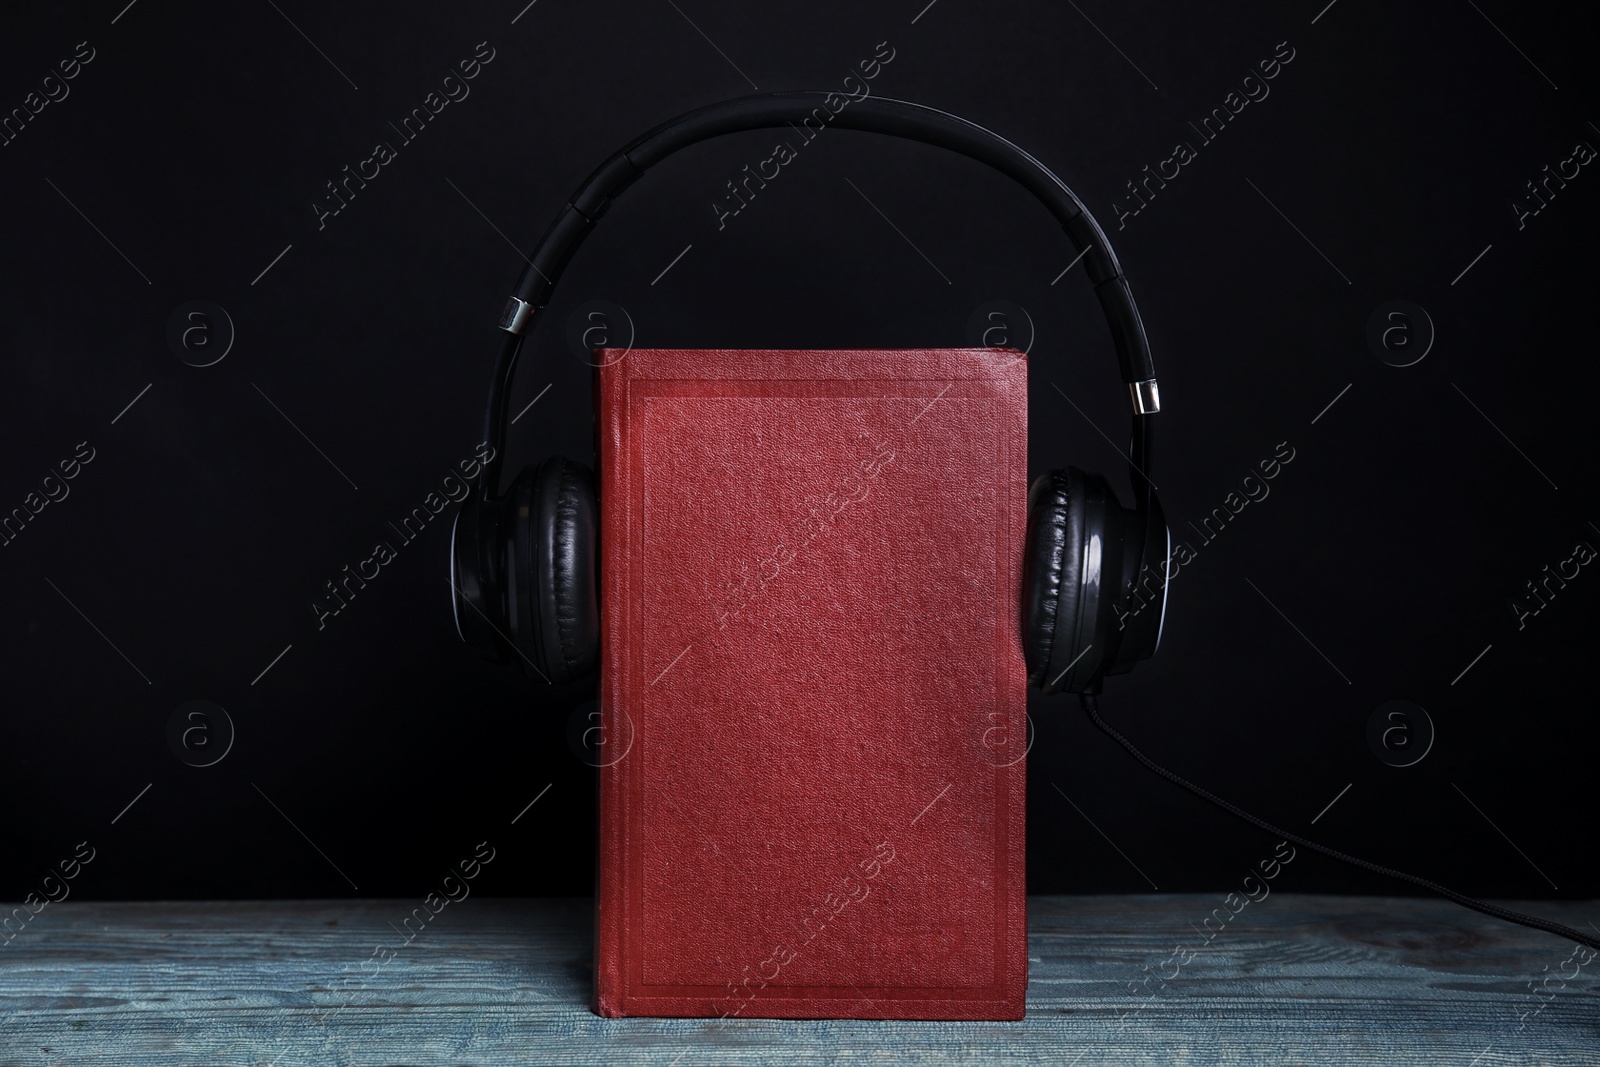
xmin=2 ymin=0 xmax=1595 ymax=904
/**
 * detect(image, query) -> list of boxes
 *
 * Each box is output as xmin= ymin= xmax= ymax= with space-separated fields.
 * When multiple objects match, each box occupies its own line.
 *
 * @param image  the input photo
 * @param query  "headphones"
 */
xmin=445 ymin=90 xmax=1600 ymax=958
xmin=449 ymin=90 xmax=1169 ymax=696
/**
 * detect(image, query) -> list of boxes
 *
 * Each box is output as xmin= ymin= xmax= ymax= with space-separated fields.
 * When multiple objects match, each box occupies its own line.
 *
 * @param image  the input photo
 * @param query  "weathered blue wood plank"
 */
xmin=1 ymin=895 xmax=1595 ymax=1065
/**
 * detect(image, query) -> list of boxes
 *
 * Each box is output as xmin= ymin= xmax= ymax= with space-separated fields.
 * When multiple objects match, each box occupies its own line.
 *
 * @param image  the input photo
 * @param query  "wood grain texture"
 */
xmin=0 ymin=895 xmax=1596 ymax=1065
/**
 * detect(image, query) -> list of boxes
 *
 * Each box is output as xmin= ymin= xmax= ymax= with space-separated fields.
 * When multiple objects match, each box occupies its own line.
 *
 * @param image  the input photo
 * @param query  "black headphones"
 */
xmin=450 ymin=91 xmax=1169 ymax=696
xmin=446 ymin=90 xmax=1600 ymax=958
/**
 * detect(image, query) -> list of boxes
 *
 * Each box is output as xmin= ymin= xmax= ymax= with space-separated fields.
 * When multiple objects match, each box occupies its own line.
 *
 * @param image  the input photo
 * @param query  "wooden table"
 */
xmin=3 ymin=895 xmax=1596 ymax=1064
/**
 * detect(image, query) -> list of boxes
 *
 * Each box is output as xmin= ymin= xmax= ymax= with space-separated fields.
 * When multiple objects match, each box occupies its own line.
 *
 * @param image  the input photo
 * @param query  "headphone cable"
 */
xmin=1081 ymin=692 xmax=1600 ymax=953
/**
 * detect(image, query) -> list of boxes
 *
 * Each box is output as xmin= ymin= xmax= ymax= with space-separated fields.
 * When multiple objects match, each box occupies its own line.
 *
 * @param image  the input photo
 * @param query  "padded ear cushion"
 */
xmin=531 ymin=456 xmax=599 ymax=684
xmin=1022 ymin=469 xmax=1079 ymax=686
xmin=1023 ymin=467 xmax=1124 ymax=694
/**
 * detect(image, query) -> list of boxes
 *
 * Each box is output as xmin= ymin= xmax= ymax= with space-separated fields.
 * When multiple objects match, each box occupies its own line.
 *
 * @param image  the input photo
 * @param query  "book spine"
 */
xmin=592 ymin=356 xmax=627 ymax=1016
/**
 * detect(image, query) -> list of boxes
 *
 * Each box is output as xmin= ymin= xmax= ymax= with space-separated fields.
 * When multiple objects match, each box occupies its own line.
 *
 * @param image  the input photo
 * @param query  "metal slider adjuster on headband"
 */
xmin=498 ymin=297 xmax=535 ymax=334
xmin=1128 ymin=379 xmax=1160 ymax=415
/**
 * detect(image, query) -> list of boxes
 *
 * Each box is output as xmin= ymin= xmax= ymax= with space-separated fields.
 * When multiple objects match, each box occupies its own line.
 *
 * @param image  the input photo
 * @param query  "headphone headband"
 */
xmin=480 ymin=91 xmax=1160 ymax=506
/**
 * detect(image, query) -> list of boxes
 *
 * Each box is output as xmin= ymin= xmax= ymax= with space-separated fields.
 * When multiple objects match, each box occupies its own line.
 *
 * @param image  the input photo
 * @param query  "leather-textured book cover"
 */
xmin=593 ymin=347 xmax=1028 ymax=1020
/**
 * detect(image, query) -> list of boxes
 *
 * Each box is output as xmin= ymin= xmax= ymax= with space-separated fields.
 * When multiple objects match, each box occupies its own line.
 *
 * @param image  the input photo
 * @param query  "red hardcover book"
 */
xmin=593 ymin=348 xmax=1028 ymax=1020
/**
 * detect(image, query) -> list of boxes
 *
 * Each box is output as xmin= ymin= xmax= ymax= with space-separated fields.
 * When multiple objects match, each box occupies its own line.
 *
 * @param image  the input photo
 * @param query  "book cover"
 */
xmin=593 ymin=347 xmax=1028 ymax=1020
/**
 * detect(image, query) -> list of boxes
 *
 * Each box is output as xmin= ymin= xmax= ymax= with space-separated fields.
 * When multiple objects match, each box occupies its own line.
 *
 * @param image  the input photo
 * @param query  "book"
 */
xmin=593 ymin=347 xmax=1028 ymax=1020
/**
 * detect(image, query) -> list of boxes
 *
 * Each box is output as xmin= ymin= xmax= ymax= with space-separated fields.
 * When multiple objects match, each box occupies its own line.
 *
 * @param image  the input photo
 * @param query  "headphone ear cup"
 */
xmin=523 ymin=456 xmax=600 ymax=685
xmin=1024 ymin=467 xmax=1123 ymax=694
xmin=450 ymin=492 xmax=509 ymax=663
xmin=546 ymin=457 xmax=600 ymax=683
xmin=1104 ymin=491 xmax=1168 ymax=677
xmin=1022 ymin=469 xmax=1079 ymax=688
